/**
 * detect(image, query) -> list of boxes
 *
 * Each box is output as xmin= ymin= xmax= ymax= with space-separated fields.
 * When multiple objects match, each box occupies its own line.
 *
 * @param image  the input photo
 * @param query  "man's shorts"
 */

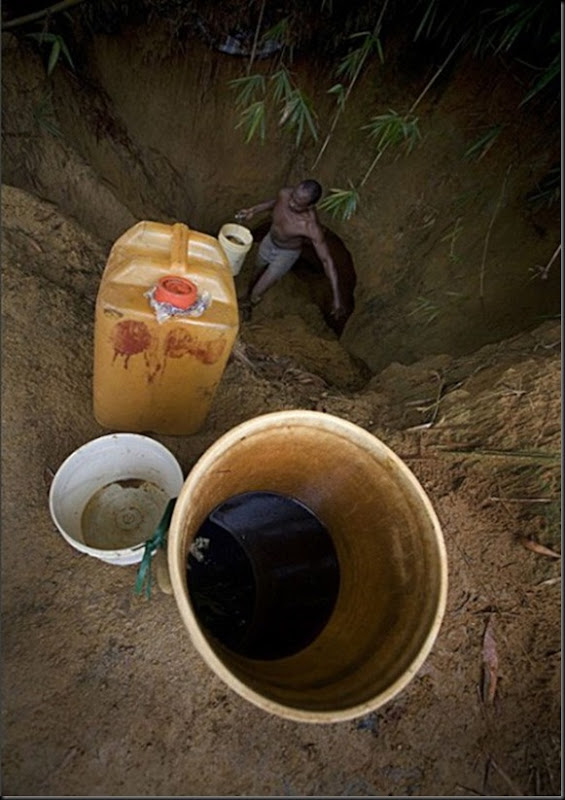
xmin=256 ymin=232 xmax=301 ymax=279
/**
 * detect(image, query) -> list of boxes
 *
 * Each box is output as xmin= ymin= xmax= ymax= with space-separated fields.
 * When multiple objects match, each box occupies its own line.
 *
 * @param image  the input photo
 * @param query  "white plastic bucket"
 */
xmin=218 ymin=223 xmax=253 ymax=276
xmin=49 ymin=433 xmax=184 ymax=566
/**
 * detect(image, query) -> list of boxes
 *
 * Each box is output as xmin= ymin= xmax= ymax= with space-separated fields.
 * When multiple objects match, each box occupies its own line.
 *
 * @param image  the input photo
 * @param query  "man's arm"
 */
xmin=309 ymin=224 xmax=346 ymax=318
xmin=236 ymin=198 xmax=276 ymax=222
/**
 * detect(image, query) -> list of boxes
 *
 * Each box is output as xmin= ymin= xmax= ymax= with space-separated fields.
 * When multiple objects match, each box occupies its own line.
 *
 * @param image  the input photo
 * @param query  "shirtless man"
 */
xmin=236 ymin=180 xmax=346 ymax=319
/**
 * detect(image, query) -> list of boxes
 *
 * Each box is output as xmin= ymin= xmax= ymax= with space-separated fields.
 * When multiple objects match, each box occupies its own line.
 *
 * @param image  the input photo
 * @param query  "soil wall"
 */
xmin=1 ymin=23 xmax=559 ymax=372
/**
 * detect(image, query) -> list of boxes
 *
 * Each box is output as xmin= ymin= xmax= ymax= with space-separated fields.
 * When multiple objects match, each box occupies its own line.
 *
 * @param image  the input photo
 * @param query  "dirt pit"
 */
xmin=2 ymin=181 xmax=561 ymax=796
xmin=0 ymin=11 xmax=561 ymax=797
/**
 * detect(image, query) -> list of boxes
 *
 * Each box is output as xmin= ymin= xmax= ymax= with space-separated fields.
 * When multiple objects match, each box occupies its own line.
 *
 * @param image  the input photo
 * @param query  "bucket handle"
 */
xmin=134 ymin=497 xmax=176 ymax=598
xmin=170 ymin=223 xmax=190 ymax=273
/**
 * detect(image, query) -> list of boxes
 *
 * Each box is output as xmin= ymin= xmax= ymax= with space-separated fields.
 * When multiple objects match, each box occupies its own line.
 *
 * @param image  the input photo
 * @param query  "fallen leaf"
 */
xmin=520 ymin=537 xmax=561 ymax=559
xmin=482 ymin=616 xmax=498 ymax=704
xmin=537 ymin=576 xmax=561 ymax=586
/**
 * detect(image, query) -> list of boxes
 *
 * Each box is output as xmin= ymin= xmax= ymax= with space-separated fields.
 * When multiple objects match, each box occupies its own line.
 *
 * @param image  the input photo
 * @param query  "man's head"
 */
xmin=289 ymin=179 xmax=323 ymax=212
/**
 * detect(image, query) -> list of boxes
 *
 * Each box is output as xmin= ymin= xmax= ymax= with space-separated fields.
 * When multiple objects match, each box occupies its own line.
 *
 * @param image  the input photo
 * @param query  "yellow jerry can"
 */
xmin=93 ymin=221 xmax=239 ymax=435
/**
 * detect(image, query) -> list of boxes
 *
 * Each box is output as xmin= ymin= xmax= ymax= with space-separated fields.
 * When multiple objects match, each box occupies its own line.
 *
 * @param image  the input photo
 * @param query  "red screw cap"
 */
xmin=154 ymin=276 xmax=197 ymax=309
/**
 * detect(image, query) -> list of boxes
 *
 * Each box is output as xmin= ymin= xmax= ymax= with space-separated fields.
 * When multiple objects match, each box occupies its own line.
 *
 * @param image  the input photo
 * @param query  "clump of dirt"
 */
xmin=1 ymin=183 xmax=561 ymax=797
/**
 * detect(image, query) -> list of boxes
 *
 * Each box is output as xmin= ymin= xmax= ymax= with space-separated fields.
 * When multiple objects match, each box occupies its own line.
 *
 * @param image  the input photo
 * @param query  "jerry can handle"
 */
xmin=170 ymin=223 xmax=190 ymax=273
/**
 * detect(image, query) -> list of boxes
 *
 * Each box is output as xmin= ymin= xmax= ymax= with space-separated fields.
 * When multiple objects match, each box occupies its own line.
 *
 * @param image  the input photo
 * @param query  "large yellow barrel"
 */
xmin=93 ymin=221 xmax=239 ymax=435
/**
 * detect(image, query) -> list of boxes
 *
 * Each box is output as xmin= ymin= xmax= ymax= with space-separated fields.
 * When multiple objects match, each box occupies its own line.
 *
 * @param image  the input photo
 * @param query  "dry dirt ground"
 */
xmin=1 ymin=184 xmax=561 ymax=797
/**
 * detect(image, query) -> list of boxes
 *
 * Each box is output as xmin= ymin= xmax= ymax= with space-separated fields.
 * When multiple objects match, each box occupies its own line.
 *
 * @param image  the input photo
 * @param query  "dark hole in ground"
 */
xmin=186 ymin=490 xmax=340 ymax=660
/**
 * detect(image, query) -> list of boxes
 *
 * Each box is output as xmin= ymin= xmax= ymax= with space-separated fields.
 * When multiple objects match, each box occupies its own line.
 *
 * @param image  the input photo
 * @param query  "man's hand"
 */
xmin=235 ymin=208 xmax=254 ymax=222
xmin=235 ymin=198 xmax=276 ymax=222
xmin=330 ymin=301 xmax=347 ymax=321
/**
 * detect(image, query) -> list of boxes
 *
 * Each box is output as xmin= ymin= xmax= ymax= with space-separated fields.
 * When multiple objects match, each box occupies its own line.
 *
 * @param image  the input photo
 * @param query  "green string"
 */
xmin=134 ymin=497 xmax=177 ymax=599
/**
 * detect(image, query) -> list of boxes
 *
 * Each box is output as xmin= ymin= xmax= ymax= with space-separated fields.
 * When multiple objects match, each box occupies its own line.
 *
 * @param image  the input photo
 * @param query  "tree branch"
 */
xmin=2 ymin=0 xmax=86 ymax=31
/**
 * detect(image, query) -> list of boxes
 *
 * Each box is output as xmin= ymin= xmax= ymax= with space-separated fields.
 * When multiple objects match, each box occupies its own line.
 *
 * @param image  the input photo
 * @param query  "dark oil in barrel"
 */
xmin=186 ymin=491 xmax=340 ymax=660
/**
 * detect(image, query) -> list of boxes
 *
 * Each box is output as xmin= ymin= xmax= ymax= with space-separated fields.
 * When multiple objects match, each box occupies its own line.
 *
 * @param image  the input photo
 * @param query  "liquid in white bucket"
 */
xmin=81 ymin=478 xmax=169 ymax=550
xmin=225 ymin=234 xmax=245 ymax=246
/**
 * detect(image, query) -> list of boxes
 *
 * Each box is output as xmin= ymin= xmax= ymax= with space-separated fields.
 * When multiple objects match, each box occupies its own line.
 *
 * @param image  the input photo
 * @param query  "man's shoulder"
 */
xmin=305 ymin=208 xmax=324 ymax=236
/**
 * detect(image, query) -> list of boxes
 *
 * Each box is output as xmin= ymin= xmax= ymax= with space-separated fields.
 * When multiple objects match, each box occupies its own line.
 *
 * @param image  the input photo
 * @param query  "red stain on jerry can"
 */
xmin=93 ymin=221 xmax=239 ymax=435
xmin=112 ymin=320 xmax=153 ymax=368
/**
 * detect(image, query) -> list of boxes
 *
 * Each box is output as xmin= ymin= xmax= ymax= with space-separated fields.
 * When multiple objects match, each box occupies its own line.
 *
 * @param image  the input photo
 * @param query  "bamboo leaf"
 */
xmin=260 ymin=17 xmax=290 ymax=46
xmin=335 ymin=31 xmax=375 ymax=82
xmin=520 ymin=55 xmax=560 ymax=106
xmin=491 ymin=1 xmax=540 ymax=53
xmin=270 ymin=67 xmax=293 ymax=104
xmin=464 ymin=125 xmax=503 ymax=161
xmin=414 ymin=0 xmax=440 ymax=41
xmin=26 ymin=31 xmax=74 ymax=74
xmin=236 ymin=101 xmax=266 ymax=143
xmin=228 ymin=74 xmax=266 ymax=108
xmin=47 ymin=38 xmax=61 ymax=76
xmin=58 ymin=36 xmax=75 ymax=69
xmin=26 ymin=31 xmax=58 ymax=43
xmin=279 ymin=88 xmax=318 ymax=146
xmin=363 ymin=110 xmax=421 ymax=154
xmin=348 ymin=30 xmax=373 ymax=41
xmin=318 ymin=186 xmax=360 ymax=221
xmin=375 ymin=36 xmax=384 ymax=64
xmin=327 ymin=83 xmax=346 ymax=111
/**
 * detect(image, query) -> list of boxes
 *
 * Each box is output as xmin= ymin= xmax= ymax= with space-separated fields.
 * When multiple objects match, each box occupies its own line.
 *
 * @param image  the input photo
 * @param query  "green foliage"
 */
xmin=519 ymin=43 xmax=560 ymax=106
xmin=526 ymin=165 xmax=560 ymax=210
xmin=235 ymin=100 xmax=267 ymax=143
xmin=327 ymin=82 xmax=346 ymax=111
xmin=410 ymin=0 xmax=557 ymax=56
xmin=312 ymin=24 xmax=386 ymax=171
xmin=489 ymin=0 xmax=553 ymax=54
xmin=318 ymin=186 xmax=360 ymax=221
xmin=336 ymin=31 xmax=383 ymax=83
xmin=260 ymin=17 xmax=294 ymax=62
xmin=229 ymin=73 xmax=266 ymax=108
xmin=229 ymin=74 xmax=267 ymax=143
xmin=231 ymin=65 xmax=317 ymax=147
xmin=463 ymin=125 xmax=503 ymax=161
xmin=261 ymin=16 xmax=291 ymax=46
xmin=26 ymin=31 xmax=75 ymax=75
xmin=270 ymin=68 xmax=294 ymax=104
xmin=413 ymin=0 xmax=442 ymax=42
xmin=407 ymin=0 xmax=560 ymax=110
xmin=221 ymin=0 xmax=558 ymax=220
xmin=363 ymin=110 xmax=421 ymax=154
xmin=278 ymin=87 xmax=318 ymax=145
